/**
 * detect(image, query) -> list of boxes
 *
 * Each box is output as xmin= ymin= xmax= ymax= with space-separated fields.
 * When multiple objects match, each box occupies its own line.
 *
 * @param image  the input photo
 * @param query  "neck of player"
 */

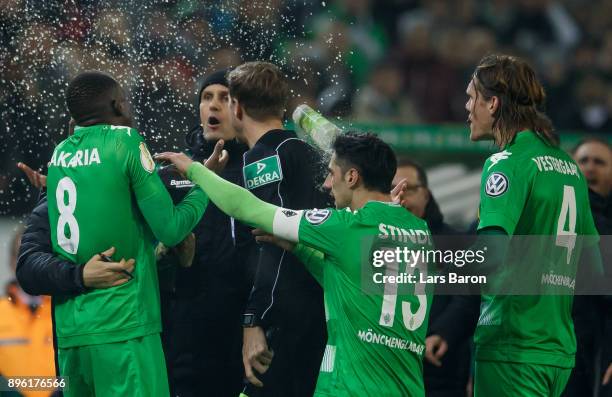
xmin=350 ymin=189 xmax=391 ymax=211
xmin=243 ymin=118 xmax=284 ymax=148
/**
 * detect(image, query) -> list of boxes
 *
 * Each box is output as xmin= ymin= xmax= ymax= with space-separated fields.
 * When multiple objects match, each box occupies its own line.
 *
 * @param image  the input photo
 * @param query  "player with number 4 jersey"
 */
xmin=46 ymin=72 xmax=207 ymax=397
xmin=476 ymin=130 xmax=596 ymax=365
xmin=466 ymin=55 xmax=600 ymax=396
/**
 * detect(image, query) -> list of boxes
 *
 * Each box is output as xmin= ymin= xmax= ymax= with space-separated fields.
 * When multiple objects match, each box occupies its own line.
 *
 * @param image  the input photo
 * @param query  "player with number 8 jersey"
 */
xmin=46 ymin=72 xmax=208 ymax=397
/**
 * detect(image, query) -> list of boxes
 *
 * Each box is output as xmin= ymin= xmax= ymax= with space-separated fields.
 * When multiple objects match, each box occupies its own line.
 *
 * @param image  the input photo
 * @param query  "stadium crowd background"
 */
xmin=2 ymin=0 xmax=612 ymax=218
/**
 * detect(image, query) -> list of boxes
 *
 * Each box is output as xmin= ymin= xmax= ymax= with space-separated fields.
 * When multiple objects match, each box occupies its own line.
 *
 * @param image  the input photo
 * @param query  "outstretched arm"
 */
xmin=188 ymin=161 xmax=278 ymax=234
xmin=119 ymin=130 xmax=208 ymax=247
xmin=155 ymin=151 xmax=281 ymax=237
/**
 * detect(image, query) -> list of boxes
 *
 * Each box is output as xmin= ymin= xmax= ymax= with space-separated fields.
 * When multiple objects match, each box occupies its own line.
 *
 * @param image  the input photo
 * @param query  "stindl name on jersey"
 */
xmin=377 ymin=223 xmax=432 ymax=245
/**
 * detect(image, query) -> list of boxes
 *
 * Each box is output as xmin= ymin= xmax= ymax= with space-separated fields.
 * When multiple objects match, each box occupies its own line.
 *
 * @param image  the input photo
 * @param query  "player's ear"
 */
xmin=233 ymin=98 xmax=243 ymax=121
xmin=488 ymin=95 xmax=500 ymax=115
xmin=346 ymin=168 xmax=359 ymax=188
xmin=111 ymin=99 xmax=125 ymax=117
xmin=424 ymin=187 xmax=431 ymax=203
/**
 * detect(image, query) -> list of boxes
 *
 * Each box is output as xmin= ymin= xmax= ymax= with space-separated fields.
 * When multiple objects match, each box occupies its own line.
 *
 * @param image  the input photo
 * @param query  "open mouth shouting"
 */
xmin=207 ymin=116 xmax=221 ymax=130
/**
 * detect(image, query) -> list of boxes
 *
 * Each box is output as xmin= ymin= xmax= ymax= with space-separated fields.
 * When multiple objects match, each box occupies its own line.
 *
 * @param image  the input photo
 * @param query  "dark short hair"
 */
xmin=397 ymin=158 xmax=428 ymax=188
xmin=227 ymin=61 xmax=289 ymax=121
xmin=571 ymin=136 xmax=612 ymax=155
xmin=332 ymin=132 xmax=397 ymax=193
xmin=65 ymin=71 xmax=119 ymax=123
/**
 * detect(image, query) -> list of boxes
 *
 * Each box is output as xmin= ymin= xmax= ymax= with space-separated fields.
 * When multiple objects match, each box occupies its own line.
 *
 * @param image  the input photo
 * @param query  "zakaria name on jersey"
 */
xmin=49 ymin=148 xmax=101 ymax=168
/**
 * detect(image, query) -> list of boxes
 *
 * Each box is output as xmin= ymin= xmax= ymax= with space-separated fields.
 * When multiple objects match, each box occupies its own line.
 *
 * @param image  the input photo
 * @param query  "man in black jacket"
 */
xmin=392 ymin=158 xmax=480 ymax=397
xmin=227 ymin=61 xmax=328 ymax=396
xmin=165 ymin=69 xmax=250 ymax=397
xmin=564 ymin=138 xmax=612 ymax=397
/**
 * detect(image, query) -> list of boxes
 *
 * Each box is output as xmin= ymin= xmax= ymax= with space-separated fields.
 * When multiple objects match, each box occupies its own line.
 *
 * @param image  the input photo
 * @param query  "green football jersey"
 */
xmin=475 ymin=130 xmax=599 ymax=368
xmin=277 ymin=201 xmax=434 ymax=396
xmin=47 ymin=124 xmax=207 ymax=348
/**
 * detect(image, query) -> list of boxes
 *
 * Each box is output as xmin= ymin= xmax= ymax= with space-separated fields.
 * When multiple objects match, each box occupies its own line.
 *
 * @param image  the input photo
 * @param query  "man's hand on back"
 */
xmin=252 ymin=229 xmax=296 ymax=252
xmin=83 ymin=247 xmax=135 ymax=289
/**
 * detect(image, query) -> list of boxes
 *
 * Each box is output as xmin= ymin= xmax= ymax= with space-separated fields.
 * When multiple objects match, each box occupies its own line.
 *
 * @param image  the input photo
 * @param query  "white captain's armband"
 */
xmin=272 ymin=208 xmax=304 ymax=242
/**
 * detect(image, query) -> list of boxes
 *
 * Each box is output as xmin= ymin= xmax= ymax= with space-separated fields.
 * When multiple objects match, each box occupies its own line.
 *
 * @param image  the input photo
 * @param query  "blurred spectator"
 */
xmin=503 ymin=0 xmax=580 ymax=57
xmin=0 ymin=227 xmax=56 ymax=397
xmin=392 ymin=158 xmax=480 ymax=397
xmin=329 ymin=0 xmax=389 ymax=70
xmin=351 ymin=61 xmax=420 ymax=123
xmin=567 ymin=74 xmax=612 ymax=133
xmin=309 ymin=19 xmax=357 ymax=116
xmin=540 ymin=51 xmax=576 ymax=128
xmin=565 ymin=138 xmax=612 ymax=397
xmin=232 ymin=0 xmax=284 ymax=61
xmin=395 ymin=14 xmax=460 ymax=122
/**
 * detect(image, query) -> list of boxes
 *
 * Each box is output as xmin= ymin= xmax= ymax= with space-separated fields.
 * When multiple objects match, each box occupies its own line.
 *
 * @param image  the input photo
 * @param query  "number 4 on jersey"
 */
xmin=556 ymin=185 xmax=576 ymax=265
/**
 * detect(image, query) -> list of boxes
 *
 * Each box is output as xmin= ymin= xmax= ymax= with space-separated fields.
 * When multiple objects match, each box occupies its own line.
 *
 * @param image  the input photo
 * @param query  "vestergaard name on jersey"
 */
xmin=49 ymin=148 xmax=101 ymax=168
xmin=532 ymin=155 xmax=579 ymax=178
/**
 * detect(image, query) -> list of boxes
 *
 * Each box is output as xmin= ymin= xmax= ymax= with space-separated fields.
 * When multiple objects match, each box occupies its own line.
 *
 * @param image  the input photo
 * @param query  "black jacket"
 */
xmin=571 ymin=189 xmax=612 ymax=393
xmin=422 ymin=195 xmax=480 ymax=394
xmin=242 ymin=129 xmax=330 ymax=328
xmin=176 ymin=129 xmax=251 ymax=302
xmin=16 ymin=195 xmax=87 ymax=296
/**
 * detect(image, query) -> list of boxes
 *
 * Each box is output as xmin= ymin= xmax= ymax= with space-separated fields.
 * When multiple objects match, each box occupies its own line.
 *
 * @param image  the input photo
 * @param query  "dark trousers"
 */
xmin=244 ymin=291 xmax=327 ymax=397
xmin=164 ymin=291 xmax=245 ymax=397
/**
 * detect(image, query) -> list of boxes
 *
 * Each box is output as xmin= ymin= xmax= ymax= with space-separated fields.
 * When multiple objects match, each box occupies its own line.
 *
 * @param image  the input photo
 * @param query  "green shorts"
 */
xmin=474 ymin=360 xmax=572 ymax=397
xmin=58 ymin=333 xmax=169 ymax=397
